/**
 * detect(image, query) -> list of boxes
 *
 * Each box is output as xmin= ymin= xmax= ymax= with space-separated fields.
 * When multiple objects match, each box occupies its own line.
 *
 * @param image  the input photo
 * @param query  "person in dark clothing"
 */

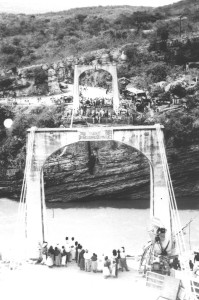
xmin=117 ymin=249 xmax=121 ymax=270
xmin=54 ymin=246 xmax=61 ymax=266
xmin=189 ymin=260 xmax=194 ymax=271
xmin=75 ymin=241 xmax=79 ymax=263
xmin=172 ymin=257 xmax=181 ymax=270
xmin=194 ymin=252 xmax=199 ymax=275
xmin=194 ymin=252 xmax=199 ymax=263
xmin=79 ymin=249 xmax=85 ymax=270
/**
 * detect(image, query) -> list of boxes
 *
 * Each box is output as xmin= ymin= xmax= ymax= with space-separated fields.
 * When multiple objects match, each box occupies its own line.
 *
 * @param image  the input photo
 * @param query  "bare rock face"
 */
xmin=57 ymin=62 xmax=65 ymax=82
xmin=47 ymin=67 xmax=61 ymax=94
xmin=42 ymin=141 xmax=199 ymax=204
xmin=43 ymin=141 xmax=150 ymax=203
xmin=0 ymin=61 xmax=73 ymax=97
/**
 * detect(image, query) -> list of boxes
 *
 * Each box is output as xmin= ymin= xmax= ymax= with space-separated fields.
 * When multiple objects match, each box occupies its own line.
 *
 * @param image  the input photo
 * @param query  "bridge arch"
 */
xmin=73 ymin=64 xmax=120 ymax=112
xmin=25 ymin=125 xmax=171 ymax=257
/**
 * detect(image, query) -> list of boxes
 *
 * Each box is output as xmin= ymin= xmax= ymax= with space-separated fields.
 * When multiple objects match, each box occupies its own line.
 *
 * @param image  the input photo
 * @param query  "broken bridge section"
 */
xmin=26 ymin=125 xmax=171 ymax=258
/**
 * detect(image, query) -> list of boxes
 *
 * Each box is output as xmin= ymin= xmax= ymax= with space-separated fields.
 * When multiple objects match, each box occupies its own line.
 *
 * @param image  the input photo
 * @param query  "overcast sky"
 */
xmin=0 ymin=0 xmax=181 ymax=14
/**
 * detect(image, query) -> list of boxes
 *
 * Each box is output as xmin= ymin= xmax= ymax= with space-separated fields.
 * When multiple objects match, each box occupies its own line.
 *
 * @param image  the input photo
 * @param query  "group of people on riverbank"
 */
xmin=39 ymin=236 xmax=130 ymax=278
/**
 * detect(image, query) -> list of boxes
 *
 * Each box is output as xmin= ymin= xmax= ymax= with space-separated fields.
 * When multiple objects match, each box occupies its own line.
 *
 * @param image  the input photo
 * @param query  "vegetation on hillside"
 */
xmin=0 ymin=1 xmax=199 ymax=70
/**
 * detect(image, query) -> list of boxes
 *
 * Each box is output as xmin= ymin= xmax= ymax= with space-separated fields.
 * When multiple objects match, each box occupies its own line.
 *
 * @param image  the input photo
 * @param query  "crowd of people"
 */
xmin=79 ymin=96 xmax=112 ymax=108
xmin=38 ymin=236 xmax=130 ymax=279
xmin=61 ymin=96 xmax=142 ymax=124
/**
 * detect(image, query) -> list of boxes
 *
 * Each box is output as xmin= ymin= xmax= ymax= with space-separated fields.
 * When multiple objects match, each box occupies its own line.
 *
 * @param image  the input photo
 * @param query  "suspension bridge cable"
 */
xmin=155 ymin=124 xmax=195 ymax=299
xmin=11 ymin=127 xmax=37 ymax=266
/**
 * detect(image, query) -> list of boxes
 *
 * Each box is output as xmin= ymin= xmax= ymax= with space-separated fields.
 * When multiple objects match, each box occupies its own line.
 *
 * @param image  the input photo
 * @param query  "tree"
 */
xmin=76 ymin=14 xmax=87 ymax=23
xmin=0 ymin=78 xmax=15 ymax=91
xmin=1 ymin=43 xmax=16 ymax=54
xmin=157 ymin=24 xmax=169 ymax=41
xmin=34 ymin=69 xmax=48 ymax=85
xmin=121 ymin=44 xmax=138 ymax=63
xmin=170 ymin=83 xmax=186 ymax=98
xmin=146 ymin=63 xmax=168 ymax=83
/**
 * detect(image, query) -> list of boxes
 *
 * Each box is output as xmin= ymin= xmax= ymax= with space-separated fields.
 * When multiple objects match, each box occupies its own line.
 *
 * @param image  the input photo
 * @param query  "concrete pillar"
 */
xmin=152 ymin=162 xmax=171 ymax=229
xmin=26 ymin=166 xmax=45 ymax=258
xmin=73 ymin=64 xmax=80 ymax=111
xmin=73 ymin=64 xmax=120 ymax=113
xmin=111 ymin=65 xmax=120 ymax=113
xmin=25 ymin=129 xmax=80 ymax=258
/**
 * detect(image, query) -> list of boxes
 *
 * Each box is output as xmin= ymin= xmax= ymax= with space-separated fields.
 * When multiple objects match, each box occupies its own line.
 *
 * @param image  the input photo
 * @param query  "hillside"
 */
xmin=0 ymin=5 xmax=154 ymax=68
xmin=156 ymin=0 xmax=199 ymax=16
xmin=0 ymin=1 xmax=198 ymax=77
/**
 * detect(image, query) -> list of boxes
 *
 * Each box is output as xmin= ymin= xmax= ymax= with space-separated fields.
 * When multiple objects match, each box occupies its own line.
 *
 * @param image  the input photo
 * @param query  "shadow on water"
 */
xmin=47 ymin=194 xmax=150 ymax=210
xmin=176 ymin=196 xmax=199 ymax=210
xmin=46 ymin=194 xmax=199 ymax=210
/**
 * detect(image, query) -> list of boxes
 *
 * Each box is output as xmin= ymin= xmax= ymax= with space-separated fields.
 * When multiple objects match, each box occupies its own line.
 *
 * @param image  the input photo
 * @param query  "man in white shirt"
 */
xmin=120 ymin=247 xmax=129 ymax=272
xmin=84 ymin=249 xmax=91 ymax=272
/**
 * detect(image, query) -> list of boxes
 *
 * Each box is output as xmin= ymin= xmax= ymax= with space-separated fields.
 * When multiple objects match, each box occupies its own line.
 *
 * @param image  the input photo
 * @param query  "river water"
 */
xmin=0 ymin=197 xmax=199 ymax=258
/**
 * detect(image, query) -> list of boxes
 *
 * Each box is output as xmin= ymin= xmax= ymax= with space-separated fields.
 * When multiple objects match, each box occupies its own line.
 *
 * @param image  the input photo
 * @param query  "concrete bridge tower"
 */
xmin=24 ymin=125 xmax=172 ymax=258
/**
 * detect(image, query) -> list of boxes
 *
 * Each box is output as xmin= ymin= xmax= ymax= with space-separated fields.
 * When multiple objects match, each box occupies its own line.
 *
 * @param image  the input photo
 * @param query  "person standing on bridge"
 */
xmin=79 ymin=248 xmax=85 ymax=270
xmin=46 ymin=246 xmax=55 ymax=268
xmin=103 ymin=256 xmax=111 ymax=278
xmin=194 ymin=251 xmax=199 ymax=275
xmin=54 ymin=245 xmax=61 ymax=266
xmin=120 ymin=247 xmax=129 ymax=272
xmin=70 ymin=237 xmax=75 ymax=260
xmin=91 ymin=253 xmax=98 ymax=273
xmin=111 ymin=249 xmax=118 ymax=278
xmin=84 ymin=249 xmax=91 ymax=272
xmin=41 ymin=241 xmax=48 ymax=265
xmin=65 ymin=237 xmax=71 ymax=264
xmin=61 ymin=246 xmax=67 ymax=267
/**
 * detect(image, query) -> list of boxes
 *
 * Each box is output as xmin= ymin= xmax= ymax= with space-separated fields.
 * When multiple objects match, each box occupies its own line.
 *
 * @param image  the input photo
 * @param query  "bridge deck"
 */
xmin=27 ymin=124 xmax=164 ymax=132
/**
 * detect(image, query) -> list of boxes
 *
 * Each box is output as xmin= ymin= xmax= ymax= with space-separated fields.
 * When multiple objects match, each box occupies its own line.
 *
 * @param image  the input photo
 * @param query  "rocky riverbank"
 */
xmin=0 ymin=140 xmax=199 ymax=204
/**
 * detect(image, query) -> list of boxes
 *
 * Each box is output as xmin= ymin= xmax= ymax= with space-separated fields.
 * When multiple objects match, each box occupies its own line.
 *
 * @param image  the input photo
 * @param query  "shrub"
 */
xmin=170 ymin=84 xmax=186 ymax=98
xmin=34 ymin=69 xmax=48 ymax=85
xmin=0 ymin=78 xmax=15 ymax=90
xmin=146 ymin=63 xmax=168 ymax=83
xmin=1 ymin=43 xmax=16 ymax=54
